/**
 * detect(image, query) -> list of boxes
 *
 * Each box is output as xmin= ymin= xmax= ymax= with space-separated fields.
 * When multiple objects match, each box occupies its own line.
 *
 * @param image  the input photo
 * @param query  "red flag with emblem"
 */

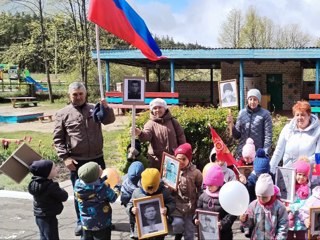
xmin=210 ymin=126 xmax=237 ymax=166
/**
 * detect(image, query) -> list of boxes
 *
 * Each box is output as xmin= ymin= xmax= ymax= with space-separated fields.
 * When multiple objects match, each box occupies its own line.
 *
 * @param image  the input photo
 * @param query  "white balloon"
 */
xmin=219 ymin=181 xmax=249 ymax=216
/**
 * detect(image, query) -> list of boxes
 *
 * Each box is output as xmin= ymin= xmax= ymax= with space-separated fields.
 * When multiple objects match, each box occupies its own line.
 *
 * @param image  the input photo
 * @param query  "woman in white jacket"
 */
xmin=270 ymin=101 xmax=320 ymax=187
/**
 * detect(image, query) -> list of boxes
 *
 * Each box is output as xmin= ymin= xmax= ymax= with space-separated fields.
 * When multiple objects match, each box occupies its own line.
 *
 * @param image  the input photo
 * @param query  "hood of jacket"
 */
xmin=28 ymin=176 xmax=52 ymax=196
xmin=128 ymin=161 xmax=144 ymax=185
xmin=149 ymin=109 xmax=173 ymax=123
xmin=288 ymin=114 xmax=319 ymax=132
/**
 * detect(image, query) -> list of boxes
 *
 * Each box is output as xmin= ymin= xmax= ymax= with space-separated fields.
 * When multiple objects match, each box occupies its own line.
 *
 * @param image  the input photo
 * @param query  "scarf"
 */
xmin=295 ymin=183 xmax=309 ymax=200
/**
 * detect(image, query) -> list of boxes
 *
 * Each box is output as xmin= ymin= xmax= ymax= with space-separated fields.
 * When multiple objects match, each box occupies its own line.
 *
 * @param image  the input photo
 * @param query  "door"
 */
xmin=266 ymin=74 xmax=283 ymax=111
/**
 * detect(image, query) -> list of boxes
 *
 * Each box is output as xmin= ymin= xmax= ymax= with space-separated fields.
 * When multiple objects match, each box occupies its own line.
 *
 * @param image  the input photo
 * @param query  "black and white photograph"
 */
xmin=123 ymin=77 xmax=145 ymax=104
xmin=133 ymin=194 xmax=168 ymax=239
xmin=275 ymin=166 xmax=296 ymax=203
xmin=218 ymin=79 xmax=238 ymax=108
xmin=161 ymin=153 xmax=181 ymax=190
xmin=196 ymin=210 xmax=220 ymax=240
xmin=309 ymin=207 xmax=320 ymax=239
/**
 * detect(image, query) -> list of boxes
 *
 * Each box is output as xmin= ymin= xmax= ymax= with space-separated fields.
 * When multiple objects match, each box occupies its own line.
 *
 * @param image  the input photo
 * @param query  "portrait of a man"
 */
xmin=128 ymin=80 xmax=141 ymax=100
xmin=219 ymin=80 xmax=238 ymax=108
xmin=198 ymin=213 xmax=219 ymax=240
xmin=315 ymin=212 xmax=320 ymax=231
xmin=141 ymin=202 xmax=163 ymax=234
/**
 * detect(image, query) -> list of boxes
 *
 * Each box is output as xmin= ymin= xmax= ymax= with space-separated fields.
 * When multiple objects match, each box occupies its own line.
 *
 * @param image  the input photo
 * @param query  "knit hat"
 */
xmin=255 ymin=173 xmax=274 ymax=197
xmin=253 ymin=148 xmax=270 ymax=174
xmin=203 ymin=165 xmax=224 ymax=187
xmin=149 ymin=98 xmax=168 ymax=111
xmin=29 ymin=159 xmax=53 ymax=178
xmin=141 ymin=168 xmax=161 ymax=192
xmin=247 ymin=89 xmax=261 ymax=103
xmin=174 ymin=143 xmax=192 ymax=162
xmin=128 ymin=161 xmax=145 ymax=185
xmin=223 ymin=83 xmax=233 ymax=93
xmin=294 ymin=160 xmax=310 ymax=176
xmin=242 ymin=138 xmax=256 ymax=159
xmin=78 ymin=162 xmax=100 ymax=183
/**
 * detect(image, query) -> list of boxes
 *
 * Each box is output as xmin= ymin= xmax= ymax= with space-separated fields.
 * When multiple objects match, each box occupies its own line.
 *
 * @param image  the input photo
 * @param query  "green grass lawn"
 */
xmin=0 ymin=129 xmax=125 ymax=191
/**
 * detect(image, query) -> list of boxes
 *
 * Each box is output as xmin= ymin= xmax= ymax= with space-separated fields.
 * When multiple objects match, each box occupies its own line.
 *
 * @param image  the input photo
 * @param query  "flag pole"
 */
xmin=95 ymin=24 xmax=104 ymax=100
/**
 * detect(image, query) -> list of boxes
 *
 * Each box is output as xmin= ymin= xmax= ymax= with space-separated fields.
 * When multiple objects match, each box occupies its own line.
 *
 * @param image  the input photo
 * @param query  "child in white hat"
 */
xmin=240 ymin=173 xmax=288 ymax=239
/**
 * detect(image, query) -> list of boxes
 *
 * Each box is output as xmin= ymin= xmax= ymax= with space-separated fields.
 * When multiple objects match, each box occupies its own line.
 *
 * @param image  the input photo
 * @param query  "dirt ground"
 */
xmin=0 ymin=104 xmax=130 ymax=133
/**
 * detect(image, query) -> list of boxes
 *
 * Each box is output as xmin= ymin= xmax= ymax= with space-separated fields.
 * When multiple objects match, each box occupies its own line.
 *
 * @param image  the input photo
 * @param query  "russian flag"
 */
xmin=88 ymin=0 xmax=164 ymax=61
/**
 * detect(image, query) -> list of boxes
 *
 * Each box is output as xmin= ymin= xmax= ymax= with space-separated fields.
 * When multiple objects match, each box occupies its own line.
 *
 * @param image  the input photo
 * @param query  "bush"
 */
xmin=117 ymin=106 xmax=288 ymax=173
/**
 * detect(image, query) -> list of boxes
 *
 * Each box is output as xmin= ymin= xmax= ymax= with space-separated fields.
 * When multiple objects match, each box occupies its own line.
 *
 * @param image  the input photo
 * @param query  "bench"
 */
xmin=309 ymin=94 xmax=320 ymax=113
xmin=5 ymin=97 xmax=38 ymax=108
xmin=37 ymin=115 xmax=53 ymax=123
xmin=105 ymin=91 xmax=179 ymax=114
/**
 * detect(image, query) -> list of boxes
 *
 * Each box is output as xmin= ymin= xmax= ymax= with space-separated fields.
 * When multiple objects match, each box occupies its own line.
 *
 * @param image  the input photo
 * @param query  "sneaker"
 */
xmin=74 ymin=224 xmax=82 ymax=236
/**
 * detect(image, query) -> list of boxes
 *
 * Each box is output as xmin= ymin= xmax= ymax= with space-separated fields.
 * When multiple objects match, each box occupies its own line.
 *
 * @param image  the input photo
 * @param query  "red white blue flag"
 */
xmin=88 ymin=0 xmax=164 ymax=61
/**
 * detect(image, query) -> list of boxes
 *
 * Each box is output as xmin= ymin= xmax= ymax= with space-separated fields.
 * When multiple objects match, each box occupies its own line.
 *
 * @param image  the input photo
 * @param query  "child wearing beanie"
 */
xmin=286 ymin=157 xmax=310 ymax=239
xmin=240 ymin=173 xmax=288 ymax=239
xmin=28 ymin=159 xmax=68 ymax=240
xmin=239 ymin=148 xmax=271 ymax=203
xmin=74 ymin=162 xmax=121 ymax=240
xmin=171 ymin=143 xmax=203 ymax=240
xmin=209 ymin=147 xmax=236 ymax=183
xmin=120 ymin=161 xmax=145 ymax=238
xmin=196 ymin=165 xmax=237 ymax=240
xmin=126 ymin=168 xmax=175 ymax=240
xmin=237 ymin=138 xmax=256 ymax=167
xmin=135 ymin=97 xmax=186 ymax=171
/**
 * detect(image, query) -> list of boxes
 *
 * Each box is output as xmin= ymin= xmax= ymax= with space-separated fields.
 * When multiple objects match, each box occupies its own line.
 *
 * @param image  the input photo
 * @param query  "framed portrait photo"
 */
xmin=123 ymin=77 xmax=145 ymax=105
xmin=238 ymin=166 xmax=253 ymax=179
xmin=161 ymin=152 xmax=181 ymax=190
xmin=309 ymin=207 xmax=320 ymax=239
xmin=133 ymin=194 xmax=168 ymax=239
xmin=218 ymin=79 xmax=238 ymax=108
xmin=196 ymin=210 xmax=220 ymax=240
xmin=275 ymin=166 xmax=296 ymax=203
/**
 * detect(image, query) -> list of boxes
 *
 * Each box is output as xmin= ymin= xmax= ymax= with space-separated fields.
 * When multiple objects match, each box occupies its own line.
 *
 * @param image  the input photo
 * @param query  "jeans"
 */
xmin=81 ymin=227 xmax=111 ymax=240
xmin=71 ymin=156 xmax=106 ymax=224
xmin=172 ymin=215 xmax=195 ymax=240
xmin=35 ymin=216 xmax=59 ymax=240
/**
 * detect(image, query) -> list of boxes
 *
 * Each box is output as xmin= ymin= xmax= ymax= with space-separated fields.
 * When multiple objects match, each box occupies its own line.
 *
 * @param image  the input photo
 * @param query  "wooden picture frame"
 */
xmin=133 ymin=194 xmax=168 ymax=239
xmin=196 ymin=210 xmax=220 ymax=240
xmin=275 ymin=166 xmax=296 ymax=203
xmin=123 ymin=77 xmax=145 ymax=105
xmin=309 ymin=207 xmax=320 ymax=239
xmin=161 ymin=152 xmax=181 ymax=190
xmin=218 ymin=79 xmax=238 ymax=108
xmin=238 ymin=166 xmax=253 ymax=179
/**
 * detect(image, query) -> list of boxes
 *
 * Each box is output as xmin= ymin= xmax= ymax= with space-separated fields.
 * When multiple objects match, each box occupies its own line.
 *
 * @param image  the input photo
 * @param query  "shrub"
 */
xmin=117 ymin=106 xmax=288 ymax=173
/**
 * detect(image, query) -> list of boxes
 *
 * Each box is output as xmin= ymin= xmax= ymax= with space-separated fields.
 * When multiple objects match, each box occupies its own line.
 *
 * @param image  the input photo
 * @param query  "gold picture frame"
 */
xmin=238 ymin=166 xmax=253 ymax=179
xmin=196 ymin=209 xmax=220 ymax=240
xmin=161 ymin=152 xmax=181 ymax=191
xmin=133 ymin=194 xmax=168 ymax=239
xmin=309 ymin=207 xmax=320 ymax=239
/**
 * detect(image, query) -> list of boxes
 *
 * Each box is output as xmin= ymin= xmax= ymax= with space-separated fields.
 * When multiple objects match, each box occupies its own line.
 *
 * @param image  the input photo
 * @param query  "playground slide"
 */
xmin=24 ymin=76 xmax=48 ymax=92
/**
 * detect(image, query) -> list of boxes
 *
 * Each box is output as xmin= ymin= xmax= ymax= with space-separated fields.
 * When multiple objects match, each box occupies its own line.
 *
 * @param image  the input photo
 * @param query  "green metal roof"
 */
xmin=92 ymin=48 xmax=320 ymax=69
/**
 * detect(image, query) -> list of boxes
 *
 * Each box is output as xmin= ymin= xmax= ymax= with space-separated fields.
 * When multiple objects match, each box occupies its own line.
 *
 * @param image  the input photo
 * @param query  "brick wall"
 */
xmin=221 ymin=61 xmax=303 ymax=110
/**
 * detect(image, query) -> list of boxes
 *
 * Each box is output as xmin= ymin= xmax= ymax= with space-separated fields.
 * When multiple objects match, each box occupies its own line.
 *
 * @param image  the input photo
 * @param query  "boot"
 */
xmin=175 ymin=234 xmax=183 ymax=240
xmin=130 ymin=223 xmax=136 ymax=239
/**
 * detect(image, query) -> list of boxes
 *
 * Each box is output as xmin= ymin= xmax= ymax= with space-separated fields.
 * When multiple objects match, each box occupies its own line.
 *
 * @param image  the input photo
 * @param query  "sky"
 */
xmin=127 ymin=0 xmax=320 ymax=48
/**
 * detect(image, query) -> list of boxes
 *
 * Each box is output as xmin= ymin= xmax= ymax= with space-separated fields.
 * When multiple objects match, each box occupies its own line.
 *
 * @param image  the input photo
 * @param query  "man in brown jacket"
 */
xmin=53 ymin=82 xmax=115 ymax=236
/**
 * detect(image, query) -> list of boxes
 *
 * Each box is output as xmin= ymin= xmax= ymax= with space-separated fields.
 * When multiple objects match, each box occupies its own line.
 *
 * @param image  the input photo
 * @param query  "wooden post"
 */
xmin=228 ymin=109 xmax=232 ymax=137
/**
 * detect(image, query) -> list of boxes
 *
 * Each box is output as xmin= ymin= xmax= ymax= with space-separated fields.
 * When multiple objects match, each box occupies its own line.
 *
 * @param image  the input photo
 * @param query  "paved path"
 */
xmin=0 ymin=180 xmax=245 ymax=240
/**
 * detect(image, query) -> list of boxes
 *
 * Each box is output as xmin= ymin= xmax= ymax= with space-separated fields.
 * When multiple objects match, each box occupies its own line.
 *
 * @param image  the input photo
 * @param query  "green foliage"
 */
xmin=117 ymin=107 xmax=288 ymax=173
xmin=271 ymin=114 xmax=288 ymax=153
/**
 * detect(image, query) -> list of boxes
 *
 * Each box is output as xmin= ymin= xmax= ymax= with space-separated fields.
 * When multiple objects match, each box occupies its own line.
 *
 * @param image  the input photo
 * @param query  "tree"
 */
xmin=218 ymin=9 xmax=243 ymax=48
xmin=7 ymin=0 xmax=54 ymax=103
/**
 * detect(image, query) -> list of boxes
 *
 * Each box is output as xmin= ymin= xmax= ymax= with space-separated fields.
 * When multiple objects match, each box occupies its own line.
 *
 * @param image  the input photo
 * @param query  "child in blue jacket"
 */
xmin=74 ymin=162 xmax=121 ymax=240
xmin=120 ymin=161 xmax=144 ymax=238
